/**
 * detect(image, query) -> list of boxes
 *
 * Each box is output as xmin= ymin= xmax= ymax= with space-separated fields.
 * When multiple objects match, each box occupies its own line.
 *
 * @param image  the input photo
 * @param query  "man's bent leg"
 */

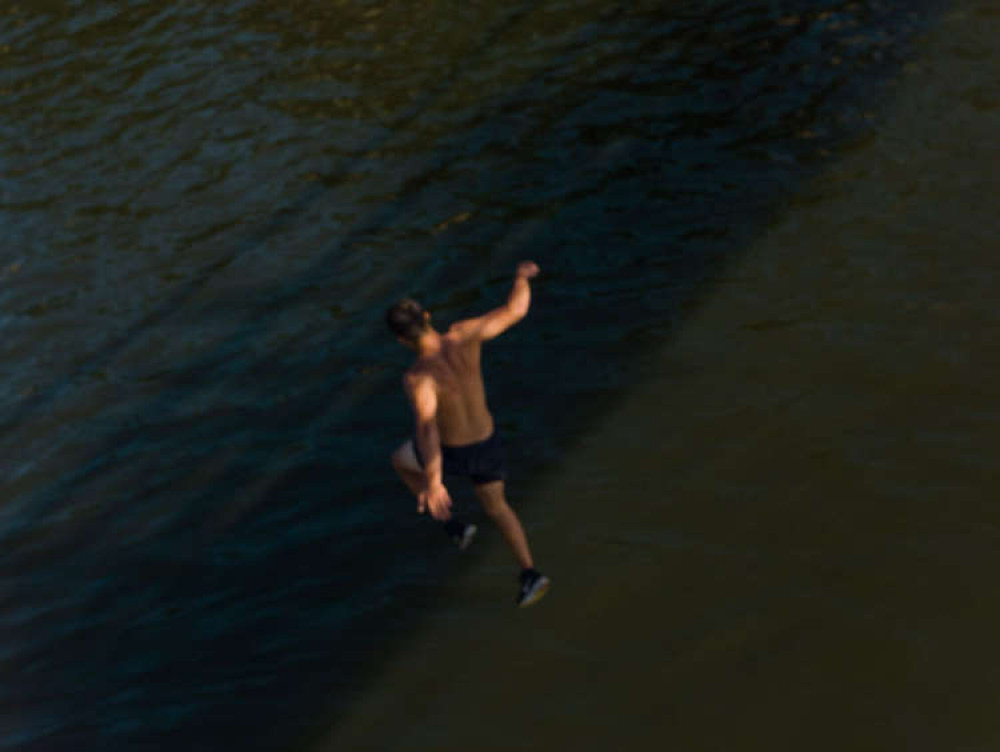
xmin=473 ymin=481 xmax=534 ymax=570
xmin=391 ymin=441 xmax=427 ymax=498
xmin=392 ymin=441 xmax=474 ymax=548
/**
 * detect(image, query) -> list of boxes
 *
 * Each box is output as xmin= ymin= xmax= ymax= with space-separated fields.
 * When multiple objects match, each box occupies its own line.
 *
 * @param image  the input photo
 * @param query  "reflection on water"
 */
xmin=1 ymin=0 xmax=946 ymax=749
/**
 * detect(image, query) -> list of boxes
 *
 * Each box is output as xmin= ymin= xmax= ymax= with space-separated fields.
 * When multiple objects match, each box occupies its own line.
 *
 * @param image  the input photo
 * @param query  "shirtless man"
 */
xmin=386 ymin=261 xmax=550 ymax=608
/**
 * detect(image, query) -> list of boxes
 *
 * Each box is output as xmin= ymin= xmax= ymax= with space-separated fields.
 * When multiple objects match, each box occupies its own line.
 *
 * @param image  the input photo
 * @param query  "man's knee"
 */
xmin=392 ymin=444 xmax=422 ymax=476
xmin=476 ymin=483 xmax=508 ymax=518
xmin=483 ymin=500 xmax=510 ymax=520
xmin=391 ymin=448 xmax=404 ymax=467
xmin=391 ymin=448 xmax=410 ymax=474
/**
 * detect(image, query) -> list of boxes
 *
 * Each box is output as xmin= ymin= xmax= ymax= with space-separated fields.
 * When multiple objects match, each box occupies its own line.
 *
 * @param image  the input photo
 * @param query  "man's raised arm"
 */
xmin=456 ymin=261 xmax=540 ymax=342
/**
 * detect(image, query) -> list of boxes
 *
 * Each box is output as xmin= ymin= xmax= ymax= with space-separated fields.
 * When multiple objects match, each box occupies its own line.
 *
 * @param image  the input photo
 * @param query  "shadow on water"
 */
xmin=1 ymin=1 xmax=946 ymax=749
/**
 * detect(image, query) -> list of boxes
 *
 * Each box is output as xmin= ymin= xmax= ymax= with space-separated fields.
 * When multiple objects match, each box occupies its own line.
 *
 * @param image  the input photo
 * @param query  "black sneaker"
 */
xmin=516 ymin=569 xmax=550 ymax=608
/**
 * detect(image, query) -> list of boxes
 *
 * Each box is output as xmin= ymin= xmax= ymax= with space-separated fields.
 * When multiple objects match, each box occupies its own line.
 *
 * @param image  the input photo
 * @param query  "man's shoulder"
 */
xmin=446 ymin=319 xmax=485 ymax=345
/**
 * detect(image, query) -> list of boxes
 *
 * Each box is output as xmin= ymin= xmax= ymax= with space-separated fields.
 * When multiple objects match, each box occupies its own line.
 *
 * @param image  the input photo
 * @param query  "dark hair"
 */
xmin=385 ymin=298 xmax=429 ymax=342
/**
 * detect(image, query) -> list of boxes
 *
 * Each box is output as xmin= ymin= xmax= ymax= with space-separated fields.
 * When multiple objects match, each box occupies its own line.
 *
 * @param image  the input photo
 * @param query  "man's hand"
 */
xmin=517 ymin=261 xmax=540 ymax=280
xmin=418 ymin=481 xmax=453 ymax=521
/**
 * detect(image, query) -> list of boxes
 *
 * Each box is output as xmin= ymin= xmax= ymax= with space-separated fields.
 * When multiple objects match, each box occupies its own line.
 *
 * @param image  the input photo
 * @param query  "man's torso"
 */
xmin=407 ymin=325 xmax=493 ymax=446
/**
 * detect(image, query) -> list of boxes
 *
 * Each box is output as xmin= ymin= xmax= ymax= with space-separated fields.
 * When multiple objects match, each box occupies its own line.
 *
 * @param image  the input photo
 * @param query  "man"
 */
xmin=386 ymin=261 xmax=550 ymax=608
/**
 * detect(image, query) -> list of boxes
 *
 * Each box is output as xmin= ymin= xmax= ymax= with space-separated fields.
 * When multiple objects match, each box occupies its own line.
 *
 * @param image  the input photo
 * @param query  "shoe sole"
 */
xmin=517 ymin=576 xmax=550 ymax=608
xmin=457 ymin=525 xmax=477 ymax=551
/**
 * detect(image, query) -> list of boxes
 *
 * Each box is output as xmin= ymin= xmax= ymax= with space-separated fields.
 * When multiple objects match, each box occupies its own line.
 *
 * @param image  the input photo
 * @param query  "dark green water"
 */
xmin=1 ymin=1 xmax=951 ymax=748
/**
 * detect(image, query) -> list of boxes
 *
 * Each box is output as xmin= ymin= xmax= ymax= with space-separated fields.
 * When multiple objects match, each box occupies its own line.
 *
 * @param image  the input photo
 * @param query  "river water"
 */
xmin=1 ymin=0 xmax=981 ymax=749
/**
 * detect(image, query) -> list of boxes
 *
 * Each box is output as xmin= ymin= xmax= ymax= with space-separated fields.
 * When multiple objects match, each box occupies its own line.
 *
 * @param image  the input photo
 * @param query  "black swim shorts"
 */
xmin=413 ymin=431 xmax=507 ymax=485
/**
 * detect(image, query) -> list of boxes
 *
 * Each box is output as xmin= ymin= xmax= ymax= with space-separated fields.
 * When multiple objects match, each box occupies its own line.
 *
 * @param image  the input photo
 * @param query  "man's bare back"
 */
xmin=405 ymin=324 xmax=493 ymax=447
xmin=386 ymin=261 xmax=550 ymax=607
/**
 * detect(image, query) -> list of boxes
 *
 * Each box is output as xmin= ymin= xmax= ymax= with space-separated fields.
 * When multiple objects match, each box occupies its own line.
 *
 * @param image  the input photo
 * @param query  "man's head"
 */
xmin=386 ymin=298 xmax=431 ymax=347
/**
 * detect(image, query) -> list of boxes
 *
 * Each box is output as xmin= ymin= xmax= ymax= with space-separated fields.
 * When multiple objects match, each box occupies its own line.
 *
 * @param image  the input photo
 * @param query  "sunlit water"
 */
xmin=1 ymin=1 xmax=946 ymax=748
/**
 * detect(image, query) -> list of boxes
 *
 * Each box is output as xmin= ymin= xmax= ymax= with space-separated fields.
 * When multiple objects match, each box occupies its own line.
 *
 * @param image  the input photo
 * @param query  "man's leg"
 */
xmin=391 ymin=441 xmax=427 ymax=499
xmin=475 ymin=480 xmax=549 ymax=606
xmin=473 ymin=480 xmax=534 ymax=570
xmin=392 ymin=441 xmax=474 ymax=547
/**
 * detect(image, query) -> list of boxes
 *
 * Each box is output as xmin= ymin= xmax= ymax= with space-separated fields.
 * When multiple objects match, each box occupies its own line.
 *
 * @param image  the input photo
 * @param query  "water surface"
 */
xmin=1 ymin=1 xmax=951 ymax=748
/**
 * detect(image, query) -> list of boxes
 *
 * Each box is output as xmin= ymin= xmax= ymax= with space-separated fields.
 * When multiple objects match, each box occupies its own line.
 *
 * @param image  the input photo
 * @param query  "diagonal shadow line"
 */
xmin=0 ymin=1 xmax=545 ymax=444
xmin=0 ymin=0 xmax=853 ymax=681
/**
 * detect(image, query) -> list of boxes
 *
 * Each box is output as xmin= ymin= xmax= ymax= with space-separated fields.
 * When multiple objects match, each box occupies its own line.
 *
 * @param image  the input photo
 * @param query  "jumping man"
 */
xmin=387 ymin=261 xmax=550 ymax=608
